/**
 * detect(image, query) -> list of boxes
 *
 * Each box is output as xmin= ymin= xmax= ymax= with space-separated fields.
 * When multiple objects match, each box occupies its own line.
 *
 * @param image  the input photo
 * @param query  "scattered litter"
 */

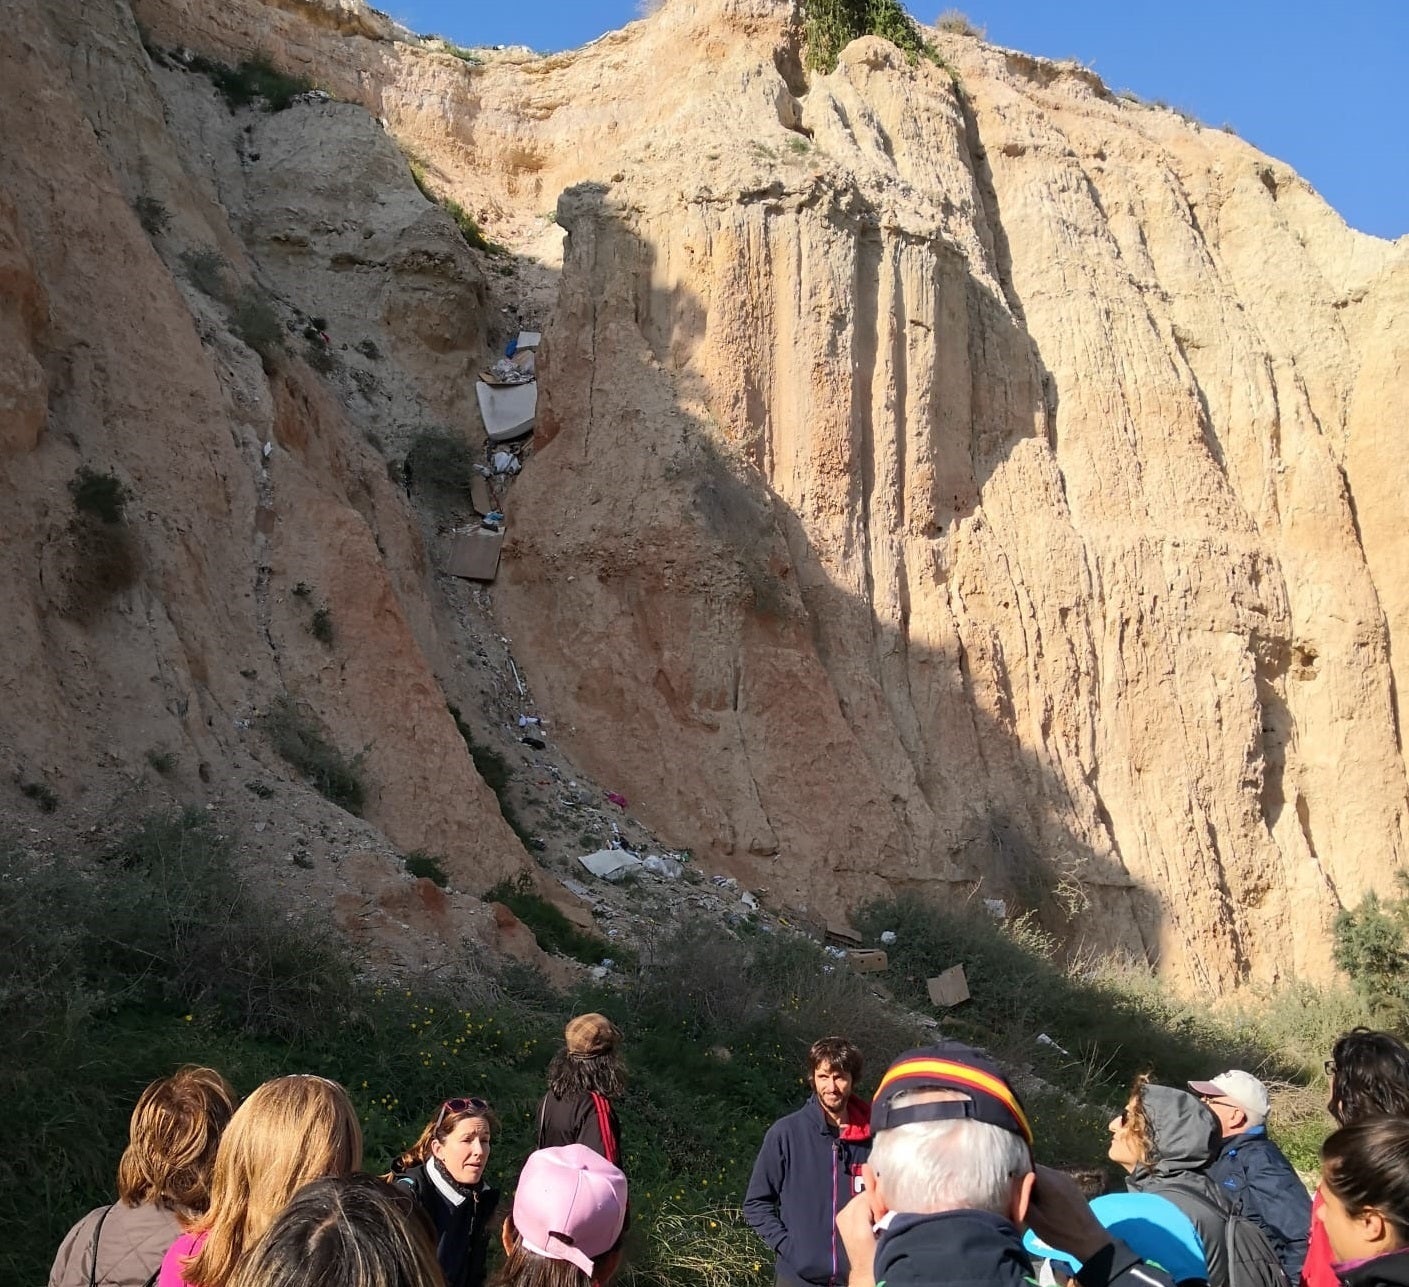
xmin=521 ymin=736 xmax=546 ymax=750
xmin=826 ymin=922 xmax=863 ymax=947
xmin=445 ymin=526 xmax=503 ymax=582
xmin=516 ymin=330 xmax=542 ymax=350
xmin=847 ymin=948 xmax=888 ymax=974
xmin=476 ymin=379 xmax=536 ymax=442
xmin=641 ymin=854 xmax=683 ymax=880
xmin=879 ymin=930 xmax=897 ymax=945
xmin=589 ymin=965 xmax=610 ymax=981
xmin=740 ymin=890 xmax=760 ymax=911
xmin=517 ymin=715 xmax=542 ymax=727
xmin=577 ymin=849 xmax=643 ymax=882
xmin=491 ymin=450 xmax=522 ymax=475
xmin=710 ymin=875 xmax=738 ymax=890
xmin=824 ymin=945 xmax=848 ymax=960
xmin=983 ymin=898 xmax=1009 ymax=920
xmin=262 ymin=441 xmax=273 ymax=458
xmin=927 ymin=965 xmax=970 ymax=1008
xmin=480 ymin=357 xmax=535 ymax=387
xmin=605 ymin=791 xmax=628 ymax=810
xmin=1036 ymin=1032 xmax=1071 ymax=1056
xmin=233 ymin=718 xmax=251 ymax=730
xmin=509 ymin=659 xmax=525 ymax=696
xmin=481 ymin=510 xmax=504 ymax=531
xmin=290 ymin=89 xmax=331 ymax=105
xmin=559 ymin=877 xmax=593 ymax=901
xmin=469 ymin=474 xmax=494 ymax=515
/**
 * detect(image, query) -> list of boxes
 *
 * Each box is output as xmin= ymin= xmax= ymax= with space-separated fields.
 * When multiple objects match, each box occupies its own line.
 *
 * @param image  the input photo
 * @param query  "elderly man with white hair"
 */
xmin=1189 ymin=1069 xmax=1310 ymax=1280
xmin=836 ymin=1043 xmax=1179 ymax=1287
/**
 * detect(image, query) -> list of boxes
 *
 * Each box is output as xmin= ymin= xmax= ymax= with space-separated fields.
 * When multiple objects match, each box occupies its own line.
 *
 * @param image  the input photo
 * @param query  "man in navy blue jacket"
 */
xmin=744 ymin=1037 xmax=872 ymax=1286
xmin=1189 ymin=1070 xmax=1311 ymax=1281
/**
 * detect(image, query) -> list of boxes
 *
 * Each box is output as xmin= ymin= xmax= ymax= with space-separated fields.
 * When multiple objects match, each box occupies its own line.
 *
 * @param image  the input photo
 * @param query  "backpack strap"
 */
xmin=590 ymin=1092 xmax=619 ymax=1166
xmin=87 ymin=1205 xmax=115 ymax=1287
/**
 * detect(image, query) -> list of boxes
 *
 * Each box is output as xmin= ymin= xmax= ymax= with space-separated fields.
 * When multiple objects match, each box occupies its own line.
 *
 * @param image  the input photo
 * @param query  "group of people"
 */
xmin=742 ymin=1027 xmax=1409 ymax=1287
xmin=50 ymin=1013 xmax=1409 ymax=1287
xmin=49 ymin=1013 xmax=627 ymax=1287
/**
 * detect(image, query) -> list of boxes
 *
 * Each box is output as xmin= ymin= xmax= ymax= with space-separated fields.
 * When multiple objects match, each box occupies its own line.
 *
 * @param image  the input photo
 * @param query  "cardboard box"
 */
xmin=446 ymin=527 xmax=504 ymax=581
xmin=846 ymin=948 xmax=888 ymax=974
xmin=926 ymin=964 xmax=970 ymax=1008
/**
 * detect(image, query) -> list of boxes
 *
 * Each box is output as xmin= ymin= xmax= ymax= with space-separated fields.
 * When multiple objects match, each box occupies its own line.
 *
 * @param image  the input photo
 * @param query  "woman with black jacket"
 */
xmin=389 ymin=1097 xmax=500 ymax=1287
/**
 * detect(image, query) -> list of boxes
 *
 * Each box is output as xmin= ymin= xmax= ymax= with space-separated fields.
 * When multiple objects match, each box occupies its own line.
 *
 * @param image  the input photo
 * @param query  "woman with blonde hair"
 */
xmin=158 ymin=1075 xmax=362 ymax=1287
xmin=388 ymin=1098 xmax=499 ymax=1287
xmin=49 ymin=1064 xmax=238 ymax=1287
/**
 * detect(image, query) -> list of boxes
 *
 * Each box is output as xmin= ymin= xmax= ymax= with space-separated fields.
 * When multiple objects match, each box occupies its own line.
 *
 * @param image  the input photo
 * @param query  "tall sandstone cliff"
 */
xmin=14 ymin=0 xmax=1409 ymax=990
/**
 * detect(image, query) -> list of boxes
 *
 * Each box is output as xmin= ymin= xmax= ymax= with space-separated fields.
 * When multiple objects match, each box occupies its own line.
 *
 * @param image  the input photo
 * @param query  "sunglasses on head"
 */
xmin=433 ymin=1096 xmax=491 ymax=1134
xmin=1325 ymin=1060 xmax=1337 ymax=1077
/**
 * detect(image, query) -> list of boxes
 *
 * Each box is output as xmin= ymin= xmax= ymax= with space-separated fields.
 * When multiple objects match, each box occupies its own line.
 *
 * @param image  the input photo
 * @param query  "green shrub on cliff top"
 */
xmin=801 ymin=0 xmax=935 ymax=72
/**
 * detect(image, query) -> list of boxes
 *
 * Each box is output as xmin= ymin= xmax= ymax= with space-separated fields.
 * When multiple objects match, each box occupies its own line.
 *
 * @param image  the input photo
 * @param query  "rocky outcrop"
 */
xmin=11 ymin=0 xmax=1409 ymax=990
xmin=0 ymin=0 xmax=535 ymax=960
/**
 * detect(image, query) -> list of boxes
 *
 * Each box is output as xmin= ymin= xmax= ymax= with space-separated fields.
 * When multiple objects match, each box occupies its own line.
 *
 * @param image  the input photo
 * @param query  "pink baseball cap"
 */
xmin=512 ymin=1145 xmax=628 ymax=1276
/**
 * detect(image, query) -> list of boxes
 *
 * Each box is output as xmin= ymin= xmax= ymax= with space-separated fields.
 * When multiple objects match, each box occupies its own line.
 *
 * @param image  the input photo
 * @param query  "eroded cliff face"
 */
xmin=0 ymin=0 xmax=546 ymax=970
xmin=15 ymin=0 xmax=1409 ymax=990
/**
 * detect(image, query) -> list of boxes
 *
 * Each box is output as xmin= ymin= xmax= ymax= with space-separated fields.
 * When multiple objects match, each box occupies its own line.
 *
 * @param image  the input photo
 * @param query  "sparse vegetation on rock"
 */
xmin=260 ymin=695 xmax=365 ymax=814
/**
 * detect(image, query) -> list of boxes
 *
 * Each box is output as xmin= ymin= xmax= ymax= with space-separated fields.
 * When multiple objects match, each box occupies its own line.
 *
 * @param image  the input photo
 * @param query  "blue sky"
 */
xmin=389 ymin=1 xmax=1406 ymax=239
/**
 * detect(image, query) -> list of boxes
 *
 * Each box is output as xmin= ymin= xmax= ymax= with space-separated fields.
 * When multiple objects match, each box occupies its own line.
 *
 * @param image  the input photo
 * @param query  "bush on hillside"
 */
xmin=1334 ymin=883 xmax=1409 ymax=1026
xmin=801 ymin=0 xmax=936 ymax=72
xmin=260 ymin=695 xmax=365 ymax=814
xmin=189 ymin=52 xmax=313 ymax=112
xmin=405 ymin=428 xmax=474 ymax=511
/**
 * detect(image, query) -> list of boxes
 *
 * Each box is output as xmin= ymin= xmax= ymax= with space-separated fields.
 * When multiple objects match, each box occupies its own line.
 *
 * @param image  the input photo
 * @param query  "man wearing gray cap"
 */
xmin=1189 ymin=1070 xmax=1310 ymax=1280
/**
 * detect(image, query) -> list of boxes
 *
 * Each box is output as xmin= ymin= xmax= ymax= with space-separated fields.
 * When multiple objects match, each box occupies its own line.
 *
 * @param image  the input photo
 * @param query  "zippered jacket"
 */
xmin=1208 ymin=1128 xmax=1311 ymax=1280
xmin=743 ymin=1094 xmax=872 ymax=1286
xmin=393 ymin=1162 xmax=499 ymax=1287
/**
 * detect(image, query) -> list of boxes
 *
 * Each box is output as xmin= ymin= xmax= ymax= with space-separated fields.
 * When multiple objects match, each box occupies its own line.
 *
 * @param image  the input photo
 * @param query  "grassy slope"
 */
xmin=2 ymin=814 xmax=1355 ymax=1285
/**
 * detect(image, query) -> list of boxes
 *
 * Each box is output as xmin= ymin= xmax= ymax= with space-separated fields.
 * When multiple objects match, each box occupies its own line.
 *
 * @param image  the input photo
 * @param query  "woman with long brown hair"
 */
xmin=49 ymin=1065 xmax=238 ymax=1287
xmin=388 ymin=1098 xmax=499 ymax=1287
xmin=157 ymin=1074 xmax=362 ymax=1287
xmin=536 ymin=1016 xmax=624 ymax=1166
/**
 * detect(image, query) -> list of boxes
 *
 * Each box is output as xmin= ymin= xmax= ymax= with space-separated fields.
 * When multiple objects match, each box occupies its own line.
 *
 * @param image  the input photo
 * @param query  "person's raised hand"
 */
xmin=1024 ymin=1165 xmax=1111 ymax=1266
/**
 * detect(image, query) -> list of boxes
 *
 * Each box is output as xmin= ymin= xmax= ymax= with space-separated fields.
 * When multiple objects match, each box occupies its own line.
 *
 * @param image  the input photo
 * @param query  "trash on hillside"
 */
xmin=824 ymin=946 xmax=847 ymax=960
xmin=476 ymin=379 xmax=536 ymax=442
xmin=577 ymin=849 xmax=643 ymax=882
xmin=445 ymin=526 xmax=503 ymax=582
xmin=517 ymin=715 xmax=541 ymax=727
xmin=642 ymin=854 xmax=683 ymax=880
xmin=589 ymin=964 xmax=610 ymax=981
xmin=480 ymin=357 xmax=535 ymax=386
xmin=604 ymin=791 xmax=628 ymax=810
xmin=927 ymin=964 xmax=970 ymax=1008
xmin=469 ymin=474 xmax=494 ymax=515
xmin=559 ymin=877 xmax=594 ymax=901
xmin=710 ymin=875 xmax=738 ymax=890
xmin=740 ymin=890 xmax=760 ymax=911
xmin=879 ymin=930 xmax=897 ymax=945
xmin=515 ymin=330 xmax=542 ymax=350
xmin=262 ymin=441 xmax=273 ymax=458
xmin=984 ymin=898 xmax=1009 ymax=920
xmin=491 ymin=449 xmax=522 ymax=475
xmin=1036 ymin=1032 xmax=1071 ymax=1056
xmin=826 ymin=922 xmax=863 ymax=947
xmin=847 ymin=949 xmax=888 ymax=975
xmin=522 ymin=735 xmax=546 ymax=750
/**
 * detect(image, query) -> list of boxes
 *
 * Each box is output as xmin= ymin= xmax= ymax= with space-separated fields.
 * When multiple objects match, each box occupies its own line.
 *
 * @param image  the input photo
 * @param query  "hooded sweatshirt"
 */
xmin=1125 ymin=1086 xmax=1231 ymax=1287
xmin=743 ymin=1094 xmax=872 ymax=1286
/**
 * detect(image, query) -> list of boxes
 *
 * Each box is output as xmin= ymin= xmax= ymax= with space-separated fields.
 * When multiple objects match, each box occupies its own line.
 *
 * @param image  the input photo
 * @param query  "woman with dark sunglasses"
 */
xmin=386 ymin=1097 xmax=500 ymax=1287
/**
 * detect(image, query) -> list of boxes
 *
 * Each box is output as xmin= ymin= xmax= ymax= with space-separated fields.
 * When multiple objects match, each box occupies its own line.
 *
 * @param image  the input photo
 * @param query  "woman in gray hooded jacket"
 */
xmin=1107 ymin=1076 xmax=1238 ymax=1287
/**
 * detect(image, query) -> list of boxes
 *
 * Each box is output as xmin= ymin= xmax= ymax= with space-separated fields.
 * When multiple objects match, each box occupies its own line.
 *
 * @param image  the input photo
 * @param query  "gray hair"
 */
xmin=871 ymin=1090 xmax=1032 ymax=1216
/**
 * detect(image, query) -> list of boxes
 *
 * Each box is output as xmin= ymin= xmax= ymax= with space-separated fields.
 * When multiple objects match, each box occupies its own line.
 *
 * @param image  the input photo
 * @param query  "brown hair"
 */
xmin=116 ymin=1065 xmax=238 ymax=1224
xmin=1329 ymin=1028 xmax=1409 ymax=1126
xmin=391 ymin=1101 xmax=500 ymax=1173
xmin=1119 ymin=1074 xmax=1159 ymax=1168
xmin=808 ymin=1037 xmax=863 ymax=1084
xmin=227 ymin=1175 xmax=443 ymax=1287
xmin=184 ymin=1075 xmax=363 ymax=1287
xmin=491 ymin=1238 xmax=598 ymax=1287
xmin=1322 ymin=1117 xmax=1409 ymax=1244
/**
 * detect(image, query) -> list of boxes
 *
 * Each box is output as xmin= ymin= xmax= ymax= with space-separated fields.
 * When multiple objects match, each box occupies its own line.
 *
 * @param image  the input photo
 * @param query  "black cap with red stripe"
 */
xmin=871 ymin=1042 xmax=1034 ymax=1146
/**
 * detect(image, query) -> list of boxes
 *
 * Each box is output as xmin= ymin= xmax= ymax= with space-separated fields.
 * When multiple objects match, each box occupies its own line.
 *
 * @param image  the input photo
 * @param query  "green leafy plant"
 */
xmin=229 ymin=287 xmax=285 ymax=372
xmin=404 ymin=429 xmax=475 ymax=511
xmin=936 ymin=8 xmax=983 ymax=36
xmin=405 ymin=851 xmax=449 ymax=887
xmin=189 ymin=53 xmax=313 ymax=112
xmin=1334 ymin=883 xmax=1409 ymax=1024
xmin=180 ymin=247 xmax=229 ymax=299
xmin=484 ymin=872 xmax=627 ymax=968
xmin=309 ymin=606 xmax=334 ymax=645
xmin=145 ymin=748 xmax=177 ymax=776
xmin=134 ymin=196 xmax=171 ymax=237
xmin=260 ymin=695 xmax=365 ymax=814
xmin=69 ymin=467 xmax=128 ymax=524
xmin=800 ymin=0 xmax=936 ymax=72
xmin=19 ymin=781 xmax=58 ymax=813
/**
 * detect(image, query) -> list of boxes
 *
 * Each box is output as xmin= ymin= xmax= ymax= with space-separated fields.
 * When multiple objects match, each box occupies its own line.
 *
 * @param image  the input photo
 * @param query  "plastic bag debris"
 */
xmin=578 ymin=849 xmax=643 ymax=882
xmin=1035 ymin=1032 xmax=1071 ymax=1056
xmin=642 ymin=854 xmax=683 ymax=879
xmin=605 ymin=791 xmax=628 ymax=809
xmin=983 ymin=898 xmax=1009 ymax=920
xmin=740 ymin=891 xmax=760 ymax=911
xmin=492 ymin=450 xmax=522 ymax=475
xmin=879 ymin=930 xmax=897 ymax=945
